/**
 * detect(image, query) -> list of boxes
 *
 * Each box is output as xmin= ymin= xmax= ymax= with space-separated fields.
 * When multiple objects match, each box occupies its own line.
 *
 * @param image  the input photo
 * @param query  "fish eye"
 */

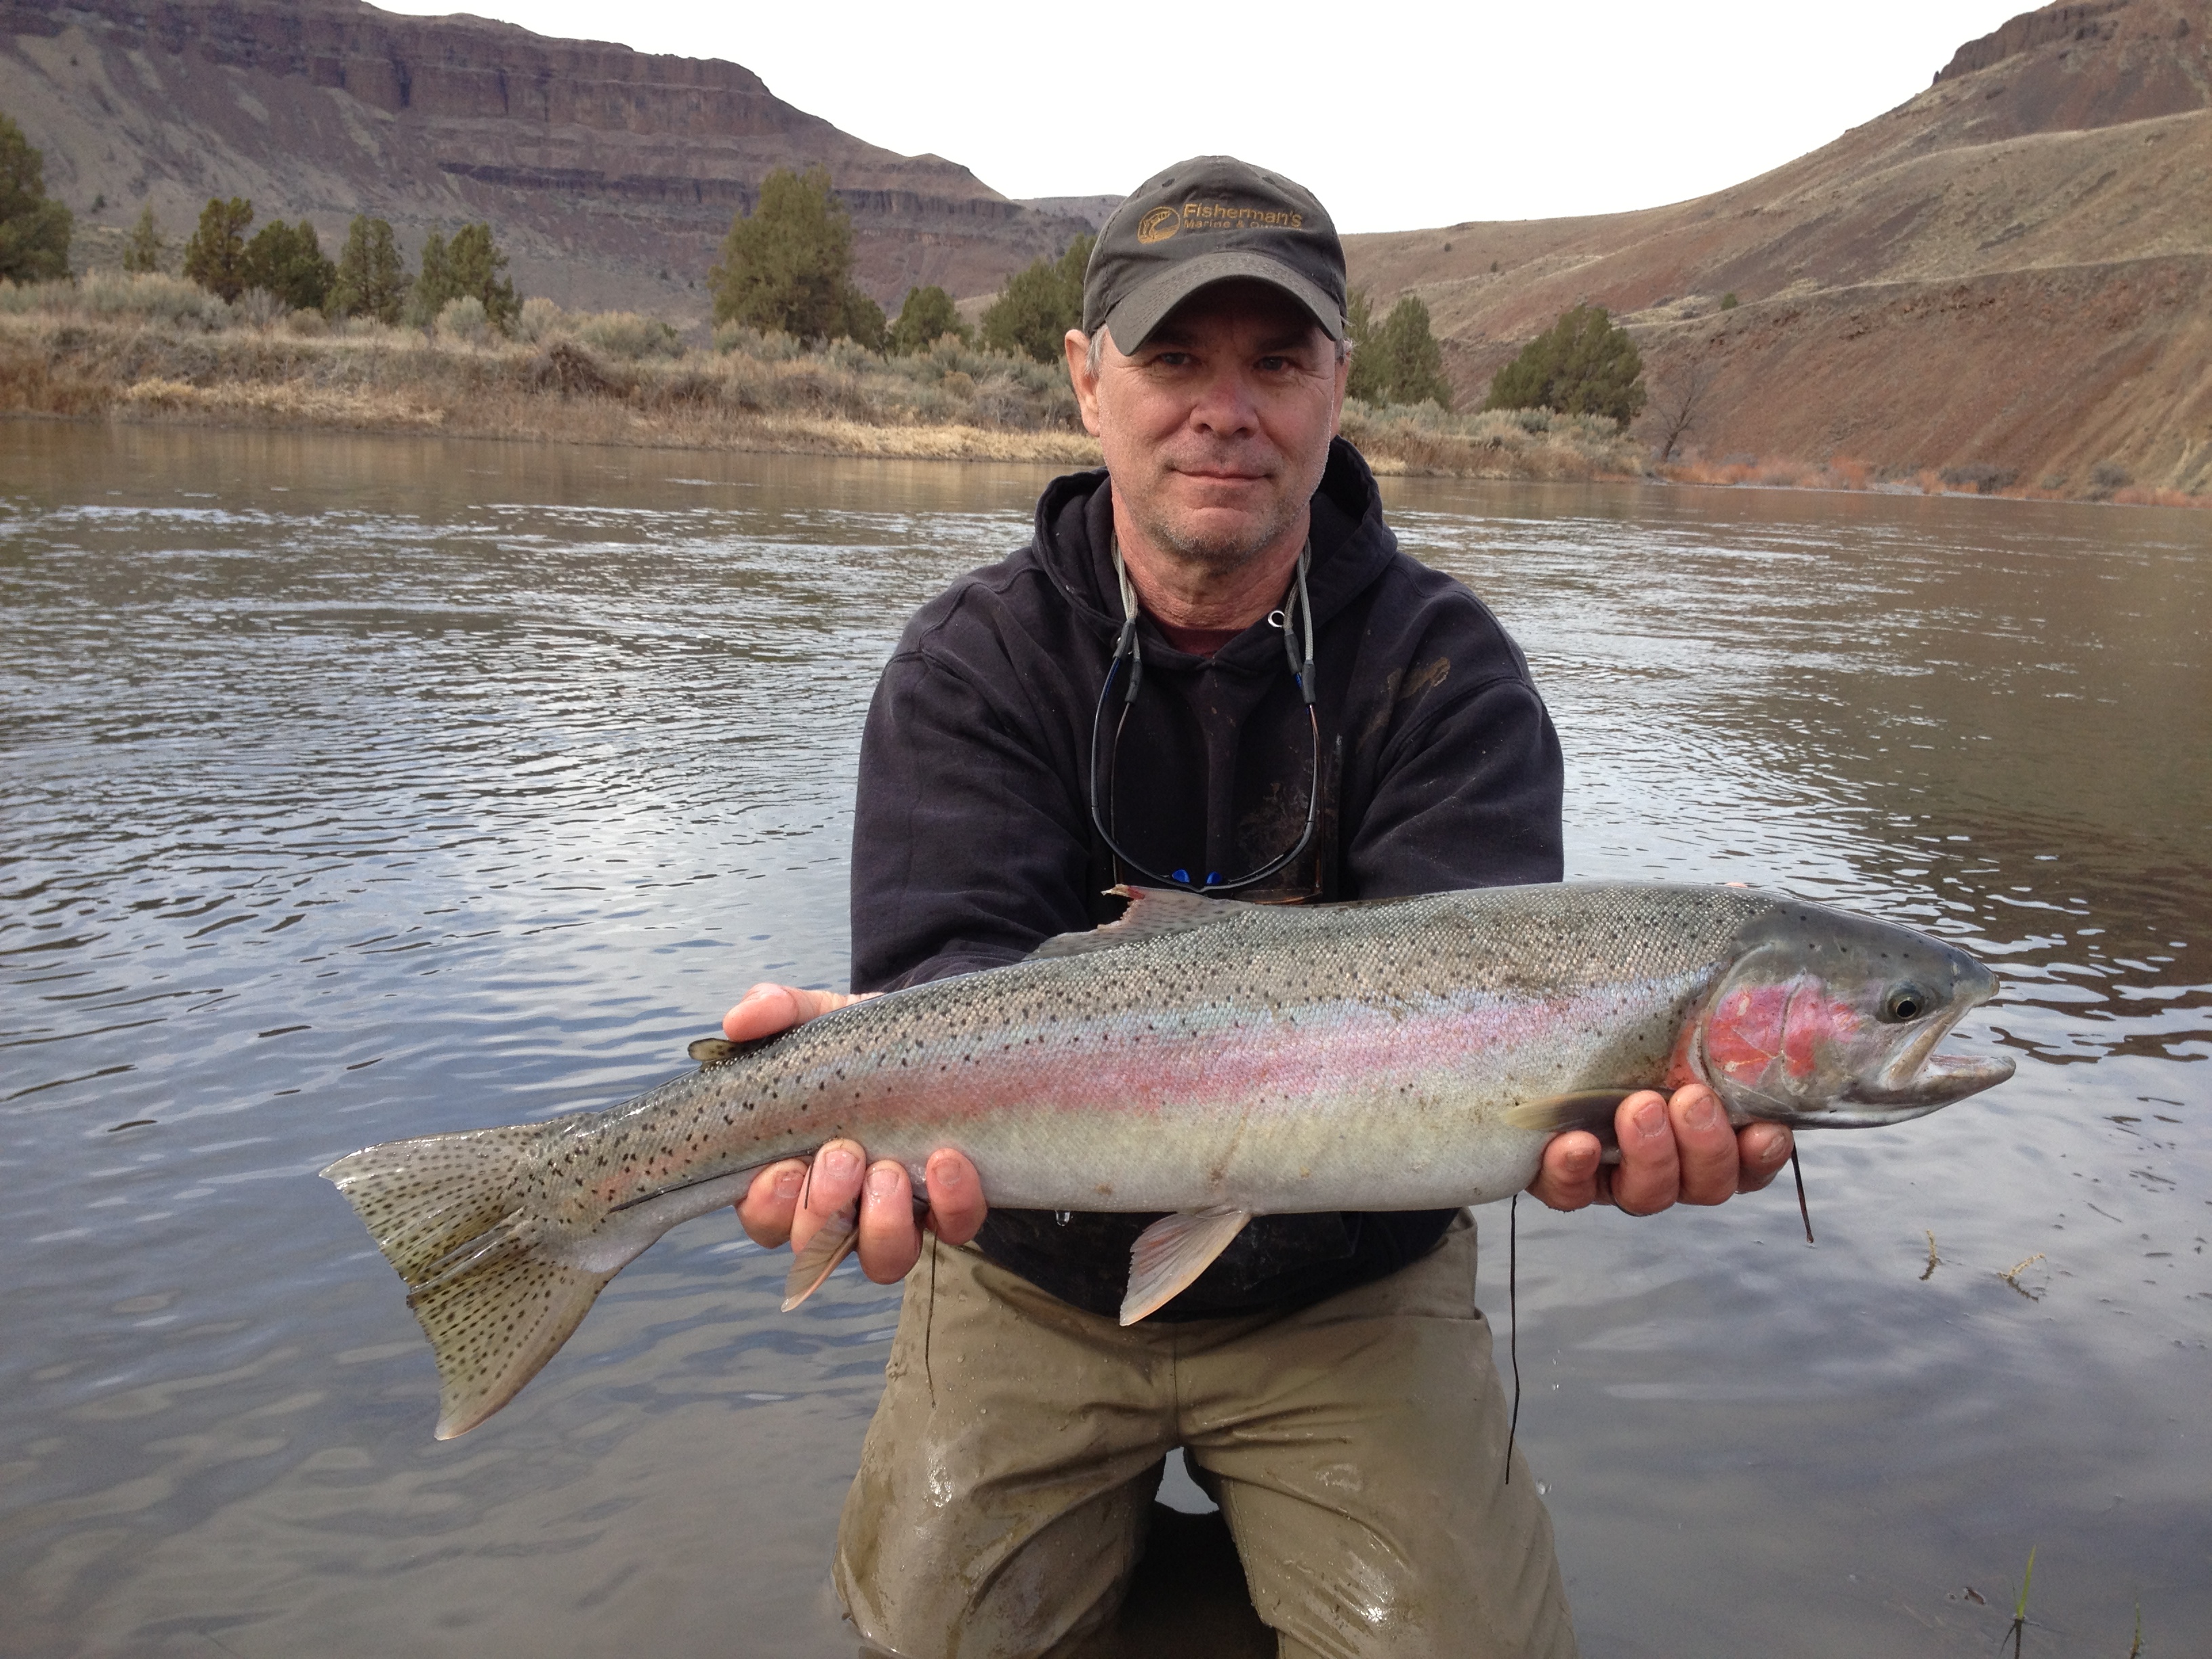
xmin=1879 ymin=984 xmax=1931 ymax=1023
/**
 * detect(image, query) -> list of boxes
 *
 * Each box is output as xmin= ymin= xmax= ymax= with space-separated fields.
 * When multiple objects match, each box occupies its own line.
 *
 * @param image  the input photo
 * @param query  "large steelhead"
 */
xmin=324 ymin=882 xmax=2012 ymax=1437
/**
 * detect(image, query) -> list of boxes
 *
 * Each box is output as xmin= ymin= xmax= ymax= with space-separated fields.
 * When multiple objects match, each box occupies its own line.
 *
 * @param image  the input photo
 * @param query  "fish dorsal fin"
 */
xmin=687 ymin=1033 xmax=779 ymax=1068
xmin=1028 ymin=884 xmax=1251 ymax=961
xmin=1501 ymin=1089 xmax=1637 ymax=1140
xmin=1119 ymin=1206 xmax=1253 ymax=1326
xmin=781 ymin=1203 xmax=860 ymax=1311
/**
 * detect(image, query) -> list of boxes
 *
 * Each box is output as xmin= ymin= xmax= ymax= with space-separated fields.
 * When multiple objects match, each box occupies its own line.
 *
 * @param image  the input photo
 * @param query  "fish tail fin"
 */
xmin=323 ymin=1127 xmax=611 ymax=1439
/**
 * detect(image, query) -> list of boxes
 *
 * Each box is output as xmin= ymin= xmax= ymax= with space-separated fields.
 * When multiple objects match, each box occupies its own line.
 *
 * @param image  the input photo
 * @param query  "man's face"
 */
xmin=1067 ymin=280 xmax=1349 ymax=576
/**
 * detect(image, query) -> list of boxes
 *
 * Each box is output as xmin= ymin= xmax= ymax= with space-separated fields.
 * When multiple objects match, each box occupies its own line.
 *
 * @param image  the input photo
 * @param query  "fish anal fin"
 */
xmin=781 ymin=1204 xmax=859 ymax=1312
xmin=1501 ymin=1089 xmax=1639 ymax=1141
xmin=1120 ymin=1206 xmax=1252 ymax=1326
xmin=1027 ymin=885 xmax=1250 ymax=961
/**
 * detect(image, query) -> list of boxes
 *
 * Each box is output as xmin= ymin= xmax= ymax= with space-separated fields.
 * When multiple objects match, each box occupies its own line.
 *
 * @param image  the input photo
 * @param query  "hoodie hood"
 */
xmin=1029 ymin=436 xmax=1402 ymax=672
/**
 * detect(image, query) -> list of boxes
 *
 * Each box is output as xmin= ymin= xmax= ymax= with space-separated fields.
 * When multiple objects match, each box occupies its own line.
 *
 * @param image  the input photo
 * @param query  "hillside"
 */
xmin=0 ymin=0 xmax=1092 ymax=323
xmin=1345 ymin=0 xmax=2212 ymax=495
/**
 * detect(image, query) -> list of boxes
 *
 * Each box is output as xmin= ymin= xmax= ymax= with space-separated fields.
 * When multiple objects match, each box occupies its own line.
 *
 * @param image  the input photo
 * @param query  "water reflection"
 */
xmin=1 ymin=425 xmax=2205 ymax=1658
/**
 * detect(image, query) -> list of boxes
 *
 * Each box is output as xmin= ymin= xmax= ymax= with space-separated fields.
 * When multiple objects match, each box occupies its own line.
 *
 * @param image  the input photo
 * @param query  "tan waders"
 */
xmin=834 ymin=1216 xmax=1578 ymax=1658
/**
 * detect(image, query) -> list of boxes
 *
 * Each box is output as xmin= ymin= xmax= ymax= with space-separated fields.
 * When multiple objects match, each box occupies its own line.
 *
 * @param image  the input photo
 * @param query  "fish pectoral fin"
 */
xmin=1119 ymin=1206 xmax=1252 ymax=1326
xmin=1502 ymin=1089 xmax=1639 ymax=1141
xmin=1027 ymin=885 xmax=1251 ymax=960
xmin=781 ymin=1204 xmax=860 ymax=1312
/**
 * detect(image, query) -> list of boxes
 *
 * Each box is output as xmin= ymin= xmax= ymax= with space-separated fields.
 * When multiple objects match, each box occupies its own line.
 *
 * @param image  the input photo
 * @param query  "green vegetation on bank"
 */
xmin=981 ymin=234 xmax=1092 ymax=363
xmin=710 ymin=165 xmax=883 ymax=348
xmin=0 ymin=111 xmax=71 ymax=282
xmin=1347 ymin=288 xmax=1452 ymax=409
xmin=0 ymin=272 xmax=1649 ymax=481
xmin=1484 ymin=302 xmax=1647 ymax=424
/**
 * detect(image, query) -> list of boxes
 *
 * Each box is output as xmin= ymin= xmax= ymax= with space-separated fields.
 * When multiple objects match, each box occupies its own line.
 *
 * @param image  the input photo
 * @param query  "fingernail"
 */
xmin=867 ymin=1164 xmax=899 ymax=1199
xmin=774 ymin=1166 xmax=803 ymax=1198
xmin=823 ymin=1145 xmax=860 ymax=1181
xmin=1635 ymin=1101 xmax=1667 ymax=1139
xmin=1686 ymin=1094 xmax=1719 ymax=1132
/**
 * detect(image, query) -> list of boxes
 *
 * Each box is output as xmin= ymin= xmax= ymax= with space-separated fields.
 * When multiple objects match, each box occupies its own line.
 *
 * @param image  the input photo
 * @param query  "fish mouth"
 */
xmin=1835 ymin=977 xmax=2013 ymax=1122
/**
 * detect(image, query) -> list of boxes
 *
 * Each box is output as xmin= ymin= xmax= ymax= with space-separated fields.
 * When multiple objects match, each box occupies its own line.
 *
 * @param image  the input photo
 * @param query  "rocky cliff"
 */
xmin=0 ymin=0 xmax=1093 ymax=320
xmin=1346 ymin=0 xmax=2212 ymax=494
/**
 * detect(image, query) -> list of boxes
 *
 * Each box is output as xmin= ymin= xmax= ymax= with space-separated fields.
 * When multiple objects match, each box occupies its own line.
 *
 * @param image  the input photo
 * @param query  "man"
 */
xmin=724 ymin=158 xmax=1794 ymax=1656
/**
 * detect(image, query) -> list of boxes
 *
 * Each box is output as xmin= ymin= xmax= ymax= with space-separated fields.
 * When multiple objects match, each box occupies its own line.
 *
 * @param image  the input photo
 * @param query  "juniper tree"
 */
xmin=981 ymin=234 xmax=1092 ymax=364
xmin=1483 ymin=303 xmax=1646 ymax=424
xmin=0 ymin=112 xmax=73 ymax=282
xmin=330 ymin=216 xmax=406 ymax=323
xmin=183 ymin=197 xmax=254 ymax=300
xmin=121 ymin=203 xmax=165 ymax=274
xmin=241 ymin=218 xmax=335 ymax=312
xmin=711 ymin=167 xmax=880 ymax=344
xmin=889 ymin=284 xmax=970 ymax=354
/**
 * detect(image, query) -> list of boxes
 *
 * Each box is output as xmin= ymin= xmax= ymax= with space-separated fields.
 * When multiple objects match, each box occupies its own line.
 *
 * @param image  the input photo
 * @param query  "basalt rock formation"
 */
xmin=1346 ymin=0 xmax=2212 ymax=495
xmin=0 ymin=0 xmax=1092 ymax=321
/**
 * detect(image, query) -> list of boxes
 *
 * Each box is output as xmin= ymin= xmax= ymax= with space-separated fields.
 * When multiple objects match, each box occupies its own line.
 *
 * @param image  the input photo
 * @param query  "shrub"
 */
xmin=184 ymin=198 xmax=255 ymax=301
xmin=710 ymin=165 xmax=880 ymax=344
xmin=889 ymin=284 xmax=970 ymax=354
xmin=1938 ymin=462 xmax=2019 ymax=495
xmin=574 ymin=310 xmax=680 ymax=359
xmin=230 ymin=286 xmax=287 ymax=329
xmin=121 ymin=204 xmax=164 ymax=274
xmin=286 ymin=307 xmax=328 ymax=337
xmin=241 ymin=219 xmax=335 ymax=312
xmin=514 ymin=295 xmax=565 ymax=344
xmin=436 ymin=294 xmax=491 ymax=344
xmin=2087 ymin=461 xmax=2131 ymax=493
xmin=331 ymin=216 xmax=407 ymax=324
xmin=1483 ymin=303 xmax=1646 ymax=425
xmin=713 ymin=321 xmax=804 ymax=361
xmin=982 ymin=233 xmax=1091 ymax=364
xmin=77 ymin=269 xmax=228 ymax=328
xmin=1719 ymin=292 xmax=1740 ymax=310
xmin=0 ymin=112 xmax=70 ymax=283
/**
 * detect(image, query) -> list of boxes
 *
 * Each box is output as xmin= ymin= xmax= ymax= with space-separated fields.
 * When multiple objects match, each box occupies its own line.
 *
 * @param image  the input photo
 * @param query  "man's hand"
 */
xmin=1528 ymin=1084 xmax=1793 ymax=1214
xmin=724 ymin=982 xmax=987 ymax=1281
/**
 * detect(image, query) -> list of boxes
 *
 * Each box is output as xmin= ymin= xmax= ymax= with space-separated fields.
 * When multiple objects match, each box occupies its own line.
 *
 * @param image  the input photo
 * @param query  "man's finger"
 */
xmin=790 ymin=1139 xmax=866 ymax=1254
xmin=1669 ymin=1086 xmax=1739 ymax=1206
xmin=735 ymin=1158 xmax=806 ymax=1247
xmin=1528 ymin=1129 xmax=1605 ymax=1212
xmin=921 ymin=1148 xmax=987 ymax=1244
xmin=1609 ymin=1091 xmax=1681 ymax=1216
xmin=856 ymin=1160 xmax=923 ymax=1282
xmin=1737 ymin=1122 xmax=1795 ymax=1193
xmin=722 ymin=983 xmax=871 ymax=1044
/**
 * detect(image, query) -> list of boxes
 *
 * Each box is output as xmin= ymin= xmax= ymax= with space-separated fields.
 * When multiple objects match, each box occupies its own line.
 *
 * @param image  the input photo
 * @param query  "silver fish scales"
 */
xmin=324 ymin=882 xmax=2012 ymax=1437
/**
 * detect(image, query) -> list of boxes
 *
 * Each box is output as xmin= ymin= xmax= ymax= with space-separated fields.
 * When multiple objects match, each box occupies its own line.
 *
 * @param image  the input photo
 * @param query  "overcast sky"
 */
xmin=376 ymin=0 xmax=2030 ymax=233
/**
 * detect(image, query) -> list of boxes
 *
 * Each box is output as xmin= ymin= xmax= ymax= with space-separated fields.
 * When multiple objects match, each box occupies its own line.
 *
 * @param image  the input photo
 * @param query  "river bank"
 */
xmin=0 ymin=277 xmax=1647 ymax=479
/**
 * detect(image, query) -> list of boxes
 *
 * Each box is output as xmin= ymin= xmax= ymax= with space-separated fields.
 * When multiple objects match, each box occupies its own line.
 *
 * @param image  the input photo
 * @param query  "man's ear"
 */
xmin=1064 ymin=329 xmax=1103 ymax=437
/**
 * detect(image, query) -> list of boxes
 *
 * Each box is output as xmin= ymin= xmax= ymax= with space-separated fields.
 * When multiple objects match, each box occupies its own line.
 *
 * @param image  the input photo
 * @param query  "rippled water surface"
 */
xmin=3 ymin=424 xmax=2206 ymax=1657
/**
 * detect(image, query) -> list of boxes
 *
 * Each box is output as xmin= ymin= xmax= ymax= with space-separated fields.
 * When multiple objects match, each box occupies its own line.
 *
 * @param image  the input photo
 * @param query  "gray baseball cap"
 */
xmin=1084 ymin=156 xmax=1347 ymax=354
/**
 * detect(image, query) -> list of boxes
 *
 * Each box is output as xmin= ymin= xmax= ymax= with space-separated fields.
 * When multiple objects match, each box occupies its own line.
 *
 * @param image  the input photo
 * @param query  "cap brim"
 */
xmin=1102 ymin=251 xmax=1345 ymax=355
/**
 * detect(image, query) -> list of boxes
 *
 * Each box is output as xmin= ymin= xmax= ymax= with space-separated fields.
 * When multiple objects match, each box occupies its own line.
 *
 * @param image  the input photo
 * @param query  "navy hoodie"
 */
xmin=850 ymin=438 xmax=1564 ymax=1317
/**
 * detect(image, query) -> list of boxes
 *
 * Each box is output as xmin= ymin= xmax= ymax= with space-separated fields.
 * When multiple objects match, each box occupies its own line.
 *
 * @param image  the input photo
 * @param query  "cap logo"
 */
xmin=1136 ymin=200 xmax=1309 ymax=246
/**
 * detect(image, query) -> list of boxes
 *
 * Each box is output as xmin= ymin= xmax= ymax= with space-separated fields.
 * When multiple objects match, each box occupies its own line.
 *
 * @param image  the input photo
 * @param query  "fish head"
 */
xmin=1696 ymin=903 xmax=2014 ymax=1128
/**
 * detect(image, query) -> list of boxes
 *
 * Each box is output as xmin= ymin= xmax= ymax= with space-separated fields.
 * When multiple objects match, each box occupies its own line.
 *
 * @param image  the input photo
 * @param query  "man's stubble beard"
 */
xmin=1130 ymin=474 xmax=1311 ymax=579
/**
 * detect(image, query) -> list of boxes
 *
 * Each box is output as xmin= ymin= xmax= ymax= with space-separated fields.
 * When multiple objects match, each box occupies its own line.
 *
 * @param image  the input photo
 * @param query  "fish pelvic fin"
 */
xmin=1501 ymin=1089 xmax=1638 ymax=1140
xmin=781 ymin=1202 xmax=860 ymax=1311
xmin=323 ymin=1126 xmax=608 ymax=1439
xmin=1119 ymin=1206 xmax=1252 ymax=1326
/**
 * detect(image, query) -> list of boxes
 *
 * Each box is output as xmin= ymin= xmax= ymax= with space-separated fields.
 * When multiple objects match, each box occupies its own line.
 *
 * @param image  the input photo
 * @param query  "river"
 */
xmin=3 ymin=422 xmax=2206 ymax=1657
